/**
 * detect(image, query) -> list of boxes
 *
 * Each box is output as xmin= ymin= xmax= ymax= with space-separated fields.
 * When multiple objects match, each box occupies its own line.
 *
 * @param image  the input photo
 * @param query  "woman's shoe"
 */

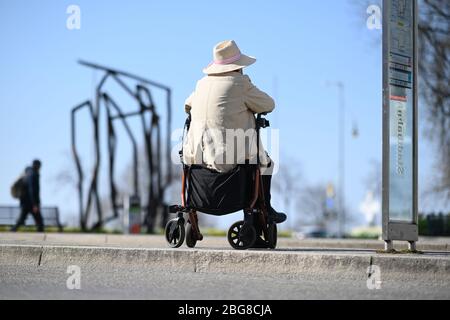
xmin=268 ymin=207 xmax=287 ymax=224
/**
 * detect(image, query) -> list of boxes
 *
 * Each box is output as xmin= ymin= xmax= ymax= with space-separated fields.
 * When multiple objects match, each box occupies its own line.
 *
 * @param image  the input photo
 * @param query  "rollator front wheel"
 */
xmin=185 ymin=223 xmax=197 ymax=248
xmin=165 ymin=218 xmax=185 ymax=248
xmin=267 ymin=223 xmax=277 ymax=249
xmin=227 ymin=221 xmax=256 ymax=250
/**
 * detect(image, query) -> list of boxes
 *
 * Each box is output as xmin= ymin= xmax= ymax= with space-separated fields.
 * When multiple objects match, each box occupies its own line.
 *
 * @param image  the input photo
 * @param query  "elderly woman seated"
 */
xmin=183 ymin=40 xmax=286 ymax=224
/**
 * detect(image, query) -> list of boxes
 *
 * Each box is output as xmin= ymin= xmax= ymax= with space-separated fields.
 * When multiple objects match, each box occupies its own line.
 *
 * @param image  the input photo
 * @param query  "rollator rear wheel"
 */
xmin=185 ymin=223 xmax=197 ymax=248
xmin=267 ymin=223 xmax=277 ymax=249
xmin=227 ymin=221 xmax=256 ymax=250
xmin=165 ymin=218 xmax=185 ymax=248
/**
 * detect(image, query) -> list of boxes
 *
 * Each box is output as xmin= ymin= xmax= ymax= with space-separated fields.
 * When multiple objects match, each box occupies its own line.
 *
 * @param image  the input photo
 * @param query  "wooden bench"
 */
xmin=0 ymin=205 xmax=64 ymax=232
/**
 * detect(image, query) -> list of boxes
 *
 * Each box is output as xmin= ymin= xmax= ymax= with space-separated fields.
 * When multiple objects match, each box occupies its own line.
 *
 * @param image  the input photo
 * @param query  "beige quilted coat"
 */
xmin=183 ymin=71 xmax=274 ymax=173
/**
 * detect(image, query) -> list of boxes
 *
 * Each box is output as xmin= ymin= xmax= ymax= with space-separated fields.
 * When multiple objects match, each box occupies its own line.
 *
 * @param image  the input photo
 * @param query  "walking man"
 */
xmin=11 ymin=159 xmax=44 ymax=232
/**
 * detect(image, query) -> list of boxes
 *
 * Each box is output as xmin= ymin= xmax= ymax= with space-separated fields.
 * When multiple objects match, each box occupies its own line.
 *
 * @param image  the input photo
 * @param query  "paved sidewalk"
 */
xmin=0 ymin=233 xmax=449 ymax=282
xmin=0 ymin=232 xmax=448 ymax=250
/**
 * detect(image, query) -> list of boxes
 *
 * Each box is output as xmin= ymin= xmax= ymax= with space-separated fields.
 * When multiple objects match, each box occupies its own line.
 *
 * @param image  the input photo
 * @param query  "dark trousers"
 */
xmin=12 ymin=206 xmax=44 ymax=232
xmin=262 ymin=174 xmax=272 ymax=209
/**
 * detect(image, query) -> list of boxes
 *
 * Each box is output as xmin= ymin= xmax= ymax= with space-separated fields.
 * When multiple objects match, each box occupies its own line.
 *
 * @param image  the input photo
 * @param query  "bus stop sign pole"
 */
xmin=382 ymin=0 xmax=419 ymax=251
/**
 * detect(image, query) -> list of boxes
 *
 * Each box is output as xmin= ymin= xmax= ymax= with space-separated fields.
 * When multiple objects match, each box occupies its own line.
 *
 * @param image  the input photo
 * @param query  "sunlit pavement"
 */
xmin=0 ymin=233 xmax=449 ymax=299
xmin=0 ymin=232 xmax=448 ymax=250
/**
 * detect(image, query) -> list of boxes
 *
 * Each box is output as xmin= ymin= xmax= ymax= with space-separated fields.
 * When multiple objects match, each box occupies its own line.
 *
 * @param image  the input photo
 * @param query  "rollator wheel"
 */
xmin=165 ymin=218 xmax=185 ymax=248
xmin=267 ymin=223 xmax=277 ymax=249
xmin=227 ymin=221 xmax=256 ymax=250
xmin=185 ymin=223 xmax=197 ymax=248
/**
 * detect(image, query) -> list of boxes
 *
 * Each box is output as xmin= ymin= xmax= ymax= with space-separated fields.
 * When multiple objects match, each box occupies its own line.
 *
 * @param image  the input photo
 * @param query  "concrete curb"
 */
xmin=283 ymin=240 xmax=449 ymax=251
xmin=1 ymin=233 xmax=448 ymax=251
xmin=1 ymin=244 xmax=449 ymax=281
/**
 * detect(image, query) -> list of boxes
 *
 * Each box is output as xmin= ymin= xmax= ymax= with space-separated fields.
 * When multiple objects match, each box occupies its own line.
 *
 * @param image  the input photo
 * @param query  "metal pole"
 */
xmin=382 ymin=0 xmax=390 ymax=244
xmin=338 ymin=82 xmax=346 ymax=239
xmin=412 ymin=0 xmax=419 ymax=250
xmin=327 ymin=81 xmax=346 ymax=238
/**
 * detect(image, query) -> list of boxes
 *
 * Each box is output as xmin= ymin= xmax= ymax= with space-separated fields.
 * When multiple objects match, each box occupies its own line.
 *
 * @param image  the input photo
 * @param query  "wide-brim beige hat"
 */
xmin=203 ymin=40 xmax=256 ymax=75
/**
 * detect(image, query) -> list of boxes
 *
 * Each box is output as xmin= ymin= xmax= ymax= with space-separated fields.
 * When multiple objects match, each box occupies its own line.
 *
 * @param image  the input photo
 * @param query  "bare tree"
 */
xmin=271 ymin=158 xmax=303 ymax=228
xmin=364 ymin=159 xmax=382 ymax=200
xmin=361 ymin=160 xmax=382 ymax=226
xmin=296 ymin=181 xmax=357 ymax=236
xmin=297 ymin=184 xmax=334 ymax=229
xmin=352 ymin=0 xmax=450 ymax=202
xmin=418 ymin=0 xmax=450 ymax=201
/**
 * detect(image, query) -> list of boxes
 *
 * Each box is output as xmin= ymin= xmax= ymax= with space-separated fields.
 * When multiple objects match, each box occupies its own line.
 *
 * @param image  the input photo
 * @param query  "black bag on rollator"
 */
xmin=187 ymin=165 xmax=253 ymax=216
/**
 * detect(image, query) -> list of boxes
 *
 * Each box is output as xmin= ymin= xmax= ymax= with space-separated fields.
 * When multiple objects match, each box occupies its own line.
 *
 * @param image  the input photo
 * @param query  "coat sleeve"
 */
xmin=243 ymin=75 xmax=275 ymax=114
xmin=184 ymin=91 xmax=195 ymax=113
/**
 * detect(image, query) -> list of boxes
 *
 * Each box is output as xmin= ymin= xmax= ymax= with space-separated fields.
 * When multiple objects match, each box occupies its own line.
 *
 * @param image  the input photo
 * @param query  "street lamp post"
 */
xmin=327 ymin=81 xmax=346 ymax=238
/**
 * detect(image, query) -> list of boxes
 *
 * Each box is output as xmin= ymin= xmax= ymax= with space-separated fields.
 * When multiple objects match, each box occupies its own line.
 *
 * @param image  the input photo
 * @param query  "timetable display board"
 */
xmin=382 ymin=0 xmax=418 ymax=242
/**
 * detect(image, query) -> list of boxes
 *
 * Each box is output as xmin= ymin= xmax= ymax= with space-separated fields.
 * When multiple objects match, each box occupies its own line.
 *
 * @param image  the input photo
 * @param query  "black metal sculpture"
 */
xmin=71 ymin=60 xmax=172 ymax=232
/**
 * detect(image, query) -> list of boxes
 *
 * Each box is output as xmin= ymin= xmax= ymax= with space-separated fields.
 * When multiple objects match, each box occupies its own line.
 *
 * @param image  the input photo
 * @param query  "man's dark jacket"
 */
xmin=20 ymin=167 xmax=40 ymax=210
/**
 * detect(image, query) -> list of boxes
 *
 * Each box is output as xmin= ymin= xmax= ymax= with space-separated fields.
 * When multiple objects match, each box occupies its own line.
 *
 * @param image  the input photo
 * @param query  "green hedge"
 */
xmin=419 ymin=213 xmax=450 ymax=236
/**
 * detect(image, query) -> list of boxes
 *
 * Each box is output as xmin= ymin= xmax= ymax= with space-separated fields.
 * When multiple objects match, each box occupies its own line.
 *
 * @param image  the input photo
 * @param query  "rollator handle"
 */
xmin=256 ymin=113 xmax=270 ymax=129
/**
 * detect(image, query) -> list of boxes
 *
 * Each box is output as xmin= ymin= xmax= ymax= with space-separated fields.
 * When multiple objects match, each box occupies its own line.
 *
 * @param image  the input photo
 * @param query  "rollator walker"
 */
xmin=165 ymin=113 xmax=277 ymax=250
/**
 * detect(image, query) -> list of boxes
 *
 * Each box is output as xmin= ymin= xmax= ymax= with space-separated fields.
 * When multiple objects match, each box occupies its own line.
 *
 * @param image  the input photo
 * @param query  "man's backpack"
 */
xmin=11 ymin=175 xmax=25 ymax=199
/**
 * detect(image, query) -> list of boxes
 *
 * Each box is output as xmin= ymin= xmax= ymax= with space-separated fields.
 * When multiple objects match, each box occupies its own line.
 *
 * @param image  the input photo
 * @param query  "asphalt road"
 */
xmin=1 ymin=264 xmax=449 ymax=300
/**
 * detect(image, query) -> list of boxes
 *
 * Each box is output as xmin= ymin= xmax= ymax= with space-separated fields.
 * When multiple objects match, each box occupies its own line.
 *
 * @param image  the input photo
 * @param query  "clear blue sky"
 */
xmin=0 ymin=0 xmax=442 ymax=230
